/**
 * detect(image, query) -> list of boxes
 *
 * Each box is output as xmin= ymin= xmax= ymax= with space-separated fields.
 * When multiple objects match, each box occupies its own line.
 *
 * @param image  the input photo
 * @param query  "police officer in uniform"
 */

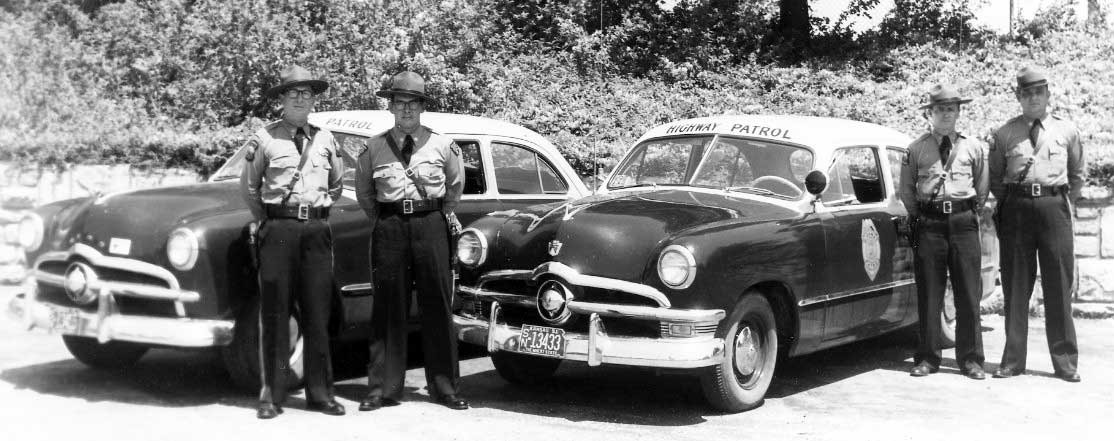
xmin=899 ymin=84 xmax=988 ymax=379
xmin=240 ymin=65 xmax=346 ymax=419
xmin=355 ymin=71 xmax=469 ymax=410
xmin=989 ymin=67 xmax=1083 ymax=382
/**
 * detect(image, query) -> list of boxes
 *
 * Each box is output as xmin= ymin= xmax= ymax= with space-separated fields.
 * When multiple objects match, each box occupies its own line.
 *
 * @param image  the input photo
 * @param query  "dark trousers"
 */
xmin=998 ymin=195 xmax=1078 ymax=374
xmin=913 ymin=209 xmax=985 ymax=371
xmin=367 ymin=210 xmax=459 ymax=401
xmin=257 ymin=218 xmax=335 ymax=405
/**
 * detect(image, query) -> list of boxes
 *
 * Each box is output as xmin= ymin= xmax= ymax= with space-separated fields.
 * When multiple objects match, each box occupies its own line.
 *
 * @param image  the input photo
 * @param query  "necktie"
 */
xmin=402 ymin=135 xmax=414 ymax=165
xmin=939 ymin=135 xmax=952 ymax=164
xmin=294 ymin=127 xmax=307 ymax=155
xmin=1029 ymin=119 xmax=1042 ymax=148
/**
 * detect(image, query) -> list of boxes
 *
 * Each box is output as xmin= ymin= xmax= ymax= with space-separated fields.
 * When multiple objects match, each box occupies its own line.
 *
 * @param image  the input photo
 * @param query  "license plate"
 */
xmin=48 ymin=306 xmax=82 ymax=334
xmin=516 ymin=324 xmax=566 ymax=358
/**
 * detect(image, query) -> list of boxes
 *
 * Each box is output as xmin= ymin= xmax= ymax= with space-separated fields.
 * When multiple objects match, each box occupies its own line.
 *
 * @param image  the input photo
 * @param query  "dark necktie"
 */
xmin=1029 ymin=119 xmax=1042 ymax=148
xmin=939 ymin=135 xmax=952 ymax=164
xmin=294 ymin=127 xmax=307 ymax=155
xmin=402 ymin=134 xmax=414 ymax=165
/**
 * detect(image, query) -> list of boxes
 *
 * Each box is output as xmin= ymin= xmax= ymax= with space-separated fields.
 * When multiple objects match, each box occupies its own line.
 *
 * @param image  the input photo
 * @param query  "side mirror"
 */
xmin=804 ymin=170 xmax=828 ymax=195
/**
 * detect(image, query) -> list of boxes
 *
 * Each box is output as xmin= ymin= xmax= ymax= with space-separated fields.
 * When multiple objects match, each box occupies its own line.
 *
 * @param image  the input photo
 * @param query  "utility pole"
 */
xmin=1009 ymin=0 xmax=1014 ymax=37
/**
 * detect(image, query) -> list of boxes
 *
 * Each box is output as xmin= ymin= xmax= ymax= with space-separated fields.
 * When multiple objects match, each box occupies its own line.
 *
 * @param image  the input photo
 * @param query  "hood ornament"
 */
xmin=547 ymin=240 xmax=563 ymax=257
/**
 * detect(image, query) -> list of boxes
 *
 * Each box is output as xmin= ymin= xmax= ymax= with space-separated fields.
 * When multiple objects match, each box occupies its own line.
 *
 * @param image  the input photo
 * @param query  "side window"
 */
xmin=454 ymin=140 xmax=485 ymax=195
xmin=332 ymin=132 xmax=370 ymax=188
xmin=885 ymin=147 xmax=906 ymax=183
xmin=823 ymin=146 xmax=884 ymax=205
xmin=491 ymin=142 xmax=568 ymax=195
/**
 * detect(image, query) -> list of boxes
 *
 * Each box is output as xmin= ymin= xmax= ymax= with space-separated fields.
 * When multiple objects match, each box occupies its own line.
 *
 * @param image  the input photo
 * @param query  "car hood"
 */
xmin=48 ymin=182 xmax=246 ymax=259
xmin=492 ymin=189 xmax=797 ymax=282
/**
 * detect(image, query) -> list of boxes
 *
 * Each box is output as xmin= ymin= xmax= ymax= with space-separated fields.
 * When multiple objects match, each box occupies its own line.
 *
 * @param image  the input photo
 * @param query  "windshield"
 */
xmin=607 ymin=135 xmax=815 ymax=199
xmin=209 ymin=131 xmax=367 ymax=188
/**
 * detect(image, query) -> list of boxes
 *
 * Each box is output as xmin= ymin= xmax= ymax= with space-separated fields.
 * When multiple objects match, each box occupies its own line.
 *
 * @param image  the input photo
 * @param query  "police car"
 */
xmin=452 ymin=115 xmax=996 ymax=412
xmin=11 ymin=111 xmax=588 ymax=391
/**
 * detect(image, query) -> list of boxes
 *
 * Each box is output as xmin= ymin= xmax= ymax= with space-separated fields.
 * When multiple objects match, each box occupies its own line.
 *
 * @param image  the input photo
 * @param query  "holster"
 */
xmin=247 ymin=221 xmax=260 ymax=270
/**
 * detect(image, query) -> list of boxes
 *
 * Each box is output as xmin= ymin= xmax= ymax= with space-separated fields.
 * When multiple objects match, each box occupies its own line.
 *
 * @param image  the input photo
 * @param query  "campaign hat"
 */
xmin=919 ymin=84 xmax=972 ymax=109
xmin=1016 ymin=66 xmax=1049 ymax=90
xmin=264 ymin=65 xmax=328 ymax=99
xmin=376 ymin=71 xmax=433 ymax=103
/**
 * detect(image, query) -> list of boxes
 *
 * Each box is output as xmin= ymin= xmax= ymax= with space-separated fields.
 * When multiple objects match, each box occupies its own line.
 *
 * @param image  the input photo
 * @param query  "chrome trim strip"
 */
xmin=531 ymin=261 xmax=672 ymax=308
xmin=340 ymin=283 xmax=372 ymax=293
xmin=454 ymin=314 xmax=725 ymax=369
xmin=797 ymin=279 xmax=916 ymax=307
xmin=478 ymin=270 xmax=532 ymax=285
xmin=457 ymin=286 xmax=723 ymax=322
xmin=34 ymin=243 xmax=191 ymax=315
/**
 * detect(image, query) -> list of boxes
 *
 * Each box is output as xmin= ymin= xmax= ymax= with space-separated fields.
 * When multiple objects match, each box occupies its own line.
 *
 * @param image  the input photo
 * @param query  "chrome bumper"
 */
xmin=13 ymin=273 xmax=233 ymax=348
xmin=454 ymin=302 xmax=726 ymax=369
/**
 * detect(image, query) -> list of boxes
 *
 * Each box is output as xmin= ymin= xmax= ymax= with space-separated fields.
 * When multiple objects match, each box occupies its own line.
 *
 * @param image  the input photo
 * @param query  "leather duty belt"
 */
xmin=919 ymin=198 xmax=976 ymax=216
xmin=1006 ymin=183 xmax=1068 ymax=198
xmin=265 ymin=204 xmax=329 ymax=220
xmin=379 ymin=198 xmax=442 ymax=215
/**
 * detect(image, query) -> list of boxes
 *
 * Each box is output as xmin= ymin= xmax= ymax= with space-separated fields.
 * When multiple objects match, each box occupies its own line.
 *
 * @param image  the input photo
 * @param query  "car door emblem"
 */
xmin=548 ymin=240 xmax=563 ymax=257
xmin=861 ymin=219 xmax=880 ymax=281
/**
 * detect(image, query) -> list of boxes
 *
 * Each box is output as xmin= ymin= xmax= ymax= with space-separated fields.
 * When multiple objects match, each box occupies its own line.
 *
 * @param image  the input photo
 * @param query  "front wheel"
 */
xmin=221 ymin=297 xmax=305 ymax=393
xmin=62 ymin=335 xmax=148 ymax=368
xmin=700 ymin=294 xmax=778 ymax=413
xmin=491 ymin=351 xmax=561 ymax=385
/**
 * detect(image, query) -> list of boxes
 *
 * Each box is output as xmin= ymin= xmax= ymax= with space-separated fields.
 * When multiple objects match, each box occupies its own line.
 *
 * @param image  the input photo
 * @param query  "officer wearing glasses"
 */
xmin=241 ymin=65 xmax=346 ymax=419
xmin=355 ymin=71 xmax=468 ymax=410
xmin=988 ymin=67 xmax=1084 ymax=383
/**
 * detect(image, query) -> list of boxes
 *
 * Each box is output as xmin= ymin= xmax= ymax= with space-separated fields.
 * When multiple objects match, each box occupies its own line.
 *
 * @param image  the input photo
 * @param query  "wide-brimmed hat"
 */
xmin=264 ymin=65 xmax=329 ymax=99
xmin=1016 ymin=66 xmax=1049 ymax=90
xmin=376 ymin=71 xmax=433 ymax=102
xmin=919 ymin=84 xmax=972 ymax=109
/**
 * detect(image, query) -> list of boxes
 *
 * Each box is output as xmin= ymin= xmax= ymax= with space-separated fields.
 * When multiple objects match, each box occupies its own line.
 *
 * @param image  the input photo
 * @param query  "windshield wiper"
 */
xmin=610 ymin=182 xmax=659 ymax=190
xmin=725 ymin=186 xmax=777 ymax=196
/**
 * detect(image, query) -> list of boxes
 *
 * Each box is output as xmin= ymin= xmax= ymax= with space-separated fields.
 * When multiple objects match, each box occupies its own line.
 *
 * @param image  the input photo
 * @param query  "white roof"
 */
xmin=635 ymin=114 xmax=913 ymax=151
xmin=310 ymin=110 xmax=553 ymax=148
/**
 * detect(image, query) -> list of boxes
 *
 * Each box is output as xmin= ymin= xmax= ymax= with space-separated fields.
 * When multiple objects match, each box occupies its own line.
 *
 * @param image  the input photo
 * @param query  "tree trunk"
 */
xmin=778 ymin=0 xmax=811 ymax=48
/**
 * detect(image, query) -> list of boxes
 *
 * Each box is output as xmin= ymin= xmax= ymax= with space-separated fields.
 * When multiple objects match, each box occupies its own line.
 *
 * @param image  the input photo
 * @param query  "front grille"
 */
xmin=35 ymin=257 xmax=178 ymax=317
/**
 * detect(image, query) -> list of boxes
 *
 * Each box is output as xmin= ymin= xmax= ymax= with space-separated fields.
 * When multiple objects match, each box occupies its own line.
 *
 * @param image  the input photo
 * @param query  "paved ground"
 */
xmin=1 ymin=284 xmax=1111 ymax=441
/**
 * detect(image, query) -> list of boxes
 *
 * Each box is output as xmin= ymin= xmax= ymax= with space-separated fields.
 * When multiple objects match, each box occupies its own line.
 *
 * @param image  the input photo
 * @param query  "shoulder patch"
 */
xmin=451 ymin=142 xmax=461 ymax=157
xmin=901 ymin=150 xmax=910 ymax=165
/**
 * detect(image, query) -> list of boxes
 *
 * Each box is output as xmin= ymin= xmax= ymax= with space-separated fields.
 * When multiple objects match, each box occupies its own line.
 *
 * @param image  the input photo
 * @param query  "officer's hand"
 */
xmin=446 ymin=212 xmax=463 ymax=235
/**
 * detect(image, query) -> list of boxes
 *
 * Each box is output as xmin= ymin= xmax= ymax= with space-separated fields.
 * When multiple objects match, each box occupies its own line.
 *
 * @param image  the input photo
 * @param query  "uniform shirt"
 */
xmin=355 ymin=125 xmax=464 ymax=219
xmin=899 ymin=131 xmax=989 ymax=217
xmin=240 ymin=120 xmax=345 ymax=220
xmin=988 ymin=114 xmax=1085 ymax=202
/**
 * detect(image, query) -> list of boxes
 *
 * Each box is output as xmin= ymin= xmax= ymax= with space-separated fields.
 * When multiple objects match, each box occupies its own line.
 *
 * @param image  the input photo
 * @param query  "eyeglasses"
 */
xmin=391 ymin=100 xmax=424 ymax=111
xmin=284 ymin=89 xmax=316 ymax=99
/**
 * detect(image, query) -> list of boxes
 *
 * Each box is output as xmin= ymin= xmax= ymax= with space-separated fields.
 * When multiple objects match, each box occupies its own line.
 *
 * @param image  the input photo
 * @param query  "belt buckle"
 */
xmin=297 ymin=204 xmax=309 ymax=220
xmin=1031 ymin=183 xmax=1041 ymax=197
xmin=942 ymin=201 xmax=952 ymax=214
xmin=402 ymin=199 xmax=414 ymax=214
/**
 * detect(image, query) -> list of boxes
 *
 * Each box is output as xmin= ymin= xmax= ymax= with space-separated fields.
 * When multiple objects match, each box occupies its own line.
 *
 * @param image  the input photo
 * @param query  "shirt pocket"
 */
xmin=310 ymin=149 xmax=333 ymax=171
xmin=949 ymin=156 xmax=973 ymax=181
xmin=267 ymin=153 xmax=299 ymax=180
xmin=372 ymin=163 xmax=406 ymax=189
xmin=1047 ymin=140 xmax=1068 ymax=175
xmin=416 ymin=163 xmax=446 ymax=187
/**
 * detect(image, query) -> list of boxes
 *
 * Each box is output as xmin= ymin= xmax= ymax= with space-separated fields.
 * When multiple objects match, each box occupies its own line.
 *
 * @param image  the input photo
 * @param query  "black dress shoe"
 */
xmin=910 ymin=364 xmax=938 ymax=377
xmin=257 ymin=403 xmax=282 ymax=420
xmin=307 ymin=400 xmax=346 ymax=416
xmin=993 ymin=368 xmax=1020 ymax=378
xmin=435 ymin=394 xmax=469 ymax=410
xmin=358 ymin=397 xmax=401 ymax=412
xmin=1058 ymin=372 xmax=1081 ymax=383
xmin=964 ymin=366 xmax=987 ymax=380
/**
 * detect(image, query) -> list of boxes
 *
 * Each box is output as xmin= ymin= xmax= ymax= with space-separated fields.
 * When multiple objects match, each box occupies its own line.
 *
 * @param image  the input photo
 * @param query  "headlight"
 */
xmin=166 ymin=228 xmax=199 ymax=271
xmin=17 ymin=213 xmax=44 ymax=251
xmin=657 ymin=244 xmax=696 ymax=289
xmin=456 ymin=228 xmax=488 ymax=268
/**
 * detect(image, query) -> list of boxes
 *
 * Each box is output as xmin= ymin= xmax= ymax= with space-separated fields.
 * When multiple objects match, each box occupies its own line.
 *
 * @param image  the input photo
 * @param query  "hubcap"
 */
xmin=734 ymin=325 xmax=760 ymax=377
